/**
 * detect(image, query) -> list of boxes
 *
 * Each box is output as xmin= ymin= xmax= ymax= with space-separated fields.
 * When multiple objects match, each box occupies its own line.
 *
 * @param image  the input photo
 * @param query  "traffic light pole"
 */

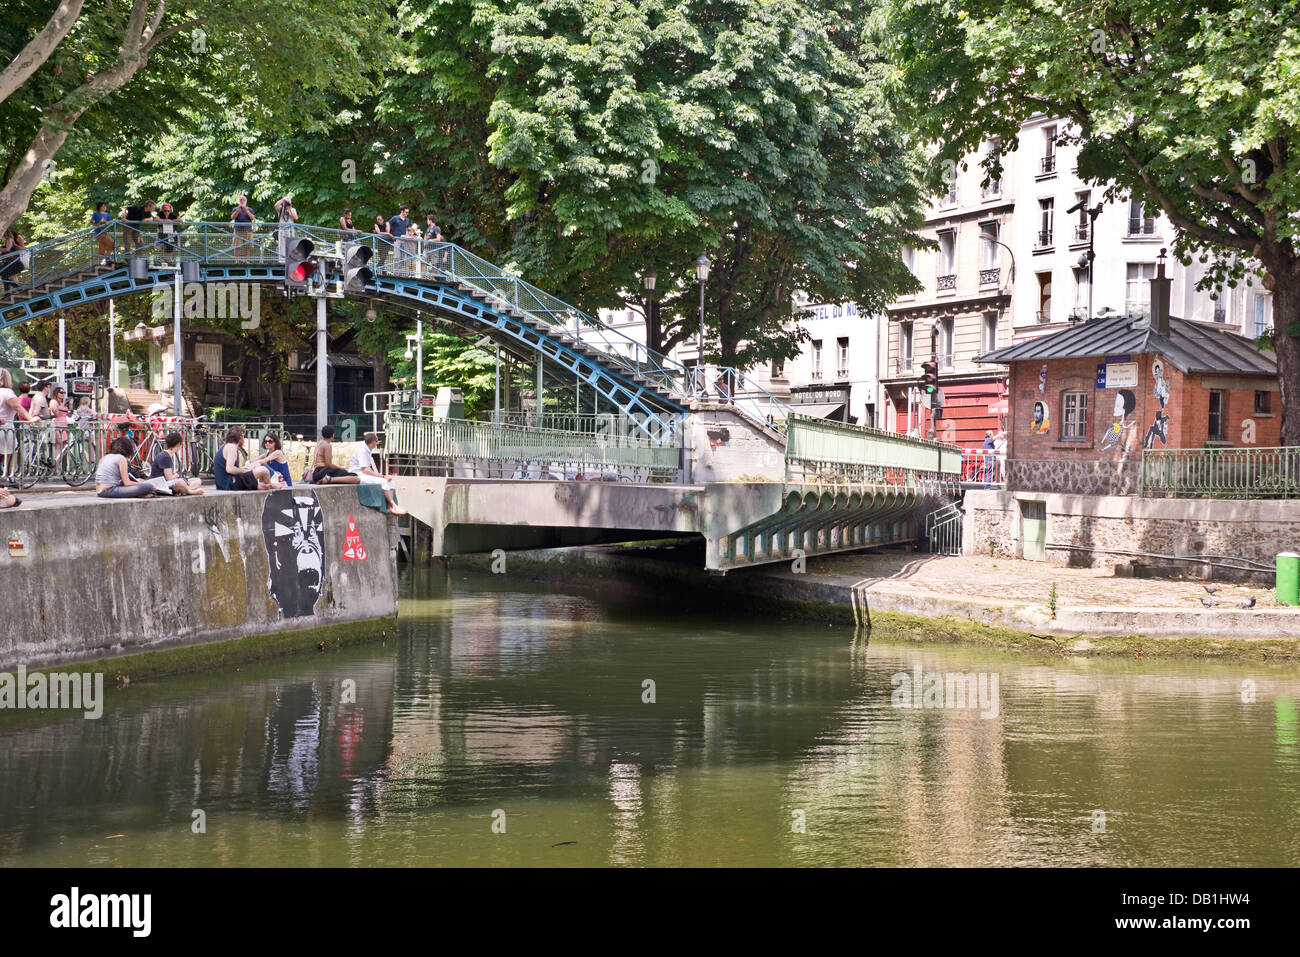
xmin=316 ymin=296 xmax=328 ymax=437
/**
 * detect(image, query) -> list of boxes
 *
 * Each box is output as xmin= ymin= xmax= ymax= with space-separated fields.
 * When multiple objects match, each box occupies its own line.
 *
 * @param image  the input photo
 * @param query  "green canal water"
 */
xmin=2 ymin=565 xmax=1299 ymax=867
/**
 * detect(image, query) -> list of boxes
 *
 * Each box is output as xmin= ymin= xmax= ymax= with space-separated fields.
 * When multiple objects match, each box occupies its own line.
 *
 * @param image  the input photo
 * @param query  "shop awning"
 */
xmin=790 ymin=402 xmax=846 ymax=421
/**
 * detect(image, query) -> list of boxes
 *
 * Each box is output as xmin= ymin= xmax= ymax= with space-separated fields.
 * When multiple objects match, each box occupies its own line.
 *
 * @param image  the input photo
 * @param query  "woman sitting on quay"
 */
xmin=248 ymin=432 xmax=292 ymax=487
xmin=96 ymin=437 xmax=157 ymax=498
xmin=213 ymin=427 xmax=272 ymax=491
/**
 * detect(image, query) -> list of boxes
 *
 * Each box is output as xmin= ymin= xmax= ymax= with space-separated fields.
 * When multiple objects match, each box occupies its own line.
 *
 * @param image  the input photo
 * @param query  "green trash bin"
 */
xmin=1277 ymin=552 xmax=1300 ymax=606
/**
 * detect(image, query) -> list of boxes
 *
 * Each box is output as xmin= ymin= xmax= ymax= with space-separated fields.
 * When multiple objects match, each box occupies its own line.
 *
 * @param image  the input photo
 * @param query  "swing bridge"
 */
xmin=0 ymin=219 xmax=960 ymax=570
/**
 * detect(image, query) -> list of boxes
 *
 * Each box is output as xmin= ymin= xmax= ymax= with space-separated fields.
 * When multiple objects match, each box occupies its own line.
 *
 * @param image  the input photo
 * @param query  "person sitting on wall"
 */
xmin=96 ymin=436 xmax=158 ymax=498
xmin=309 ymin=425 xmax=361 ymax=485
xmin=249 ymin=431 xmax=293 ymax=487
xmin=150 ymin=431 xmax=204 ymax=495
xmin=348 ymin=431 xmax=407 ymax=514
xmin=213 ymin=426 xmax=271 ymax=491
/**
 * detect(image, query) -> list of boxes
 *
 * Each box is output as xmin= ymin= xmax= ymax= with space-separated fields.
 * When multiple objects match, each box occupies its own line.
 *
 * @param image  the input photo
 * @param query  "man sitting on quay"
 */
xmin=151 ymin=431 xmax=205 ymax=495
xmin=308 ymin=425 xmax=361 ymax=486
xmin=348 ymin=432 xmax=407 ymax=515
xmin=213 ymin=427 xmax=272 ymax=491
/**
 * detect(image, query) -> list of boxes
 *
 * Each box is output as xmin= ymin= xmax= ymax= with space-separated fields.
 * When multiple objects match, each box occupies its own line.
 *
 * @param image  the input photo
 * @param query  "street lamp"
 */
xmin=404 ymin=329 xmax=423 ymax=411
xmin=694 ymin=253 xmax=710 ymax=393
xmin=641 ymin=266 xmax=658 ymax=361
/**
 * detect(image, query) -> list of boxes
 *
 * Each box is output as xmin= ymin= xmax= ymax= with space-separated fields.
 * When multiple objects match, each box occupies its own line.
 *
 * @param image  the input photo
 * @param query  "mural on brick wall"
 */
xmin=1143 ymin=359 xmax=1171 ymax=449
xmin=1031 ymin=400 xmax=1050 ymax=434
xmin=261 ymin=489 xmax=326 ymax=618
xmin=1100 ymin=389 xmax=1137 ymax=452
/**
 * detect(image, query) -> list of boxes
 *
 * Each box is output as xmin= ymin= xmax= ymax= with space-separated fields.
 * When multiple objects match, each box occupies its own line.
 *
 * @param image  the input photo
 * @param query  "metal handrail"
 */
xmin=0 ymin=220 xmax=794 ymax=423
xmin=784 ymin=414 xmax=963 ymax=484
xmin=1140 ymin=446 xmax=1300 ymax=499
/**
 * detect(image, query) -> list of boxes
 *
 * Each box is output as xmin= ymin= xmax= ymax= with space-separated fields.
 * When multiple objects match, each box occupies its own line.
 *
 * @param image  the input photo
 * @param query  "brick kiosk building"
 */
xmin=974 ymin=264 xmax=1279 ymax=497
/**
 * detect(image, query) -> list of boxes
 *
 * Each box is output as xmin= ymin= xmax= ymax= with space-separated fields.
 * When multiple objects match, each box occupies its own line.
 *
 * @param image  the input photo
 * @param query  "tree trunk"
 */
xmin=269 ymin=378 xmax=286 ymax=418
xmin=1271 ymin=260 xmax=1300 ymax=446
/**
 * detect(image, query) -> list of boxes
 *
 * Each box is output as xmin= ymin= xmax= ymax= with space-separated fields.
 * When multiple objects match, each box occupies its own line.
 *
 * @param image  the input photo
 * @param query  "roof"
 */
xmin=975 ymin=315 xmax=1276 ymax=376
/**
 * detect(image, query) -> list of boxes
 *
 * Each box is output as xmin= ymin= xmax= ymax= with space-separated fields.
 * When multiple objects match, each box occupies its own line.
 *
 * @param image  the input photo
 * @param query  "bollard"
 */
xmin=1277 ymin=552 xmax=1300 ymax=606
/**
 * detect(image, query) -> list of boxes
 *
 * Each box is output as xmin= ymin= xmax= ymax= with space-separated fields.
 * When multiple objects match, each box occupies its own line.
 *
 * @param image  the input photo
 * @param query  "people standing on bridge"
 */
xmin=156 ymin=202 xmax=182 ymax=263
xmin=348 ymin=432 xmax=407 ymax=514
xmin=309 ymin=425 xmax=361 ymax=486
xmin=423 ymin=215 xmax=446 ymax=274
xmin=274 ymin=195 xmax=297 ymax=260
xmin=0 ymin=231 xmax=28 ymax=290
xmin=213 ymin=427 xmax=272 ymax=491
xmin=231 ymin=195 xmax=257 ymax=261
xmin=120 ymin=199 xmax=157 ymax=254
xmin=95 ymin=436 xmax=157 ymax=498
xmin=340 ymin=208 xmax=358 ymax=234
xmin=388 ymin=206 xmax=412 ymax=275
xmin=91 ymin=201 xmax=113 ymax=262
xmin=372 ymin=214 xmax=391 ymax=271
xmin=150 ymin=431 xmax=204 ymax=495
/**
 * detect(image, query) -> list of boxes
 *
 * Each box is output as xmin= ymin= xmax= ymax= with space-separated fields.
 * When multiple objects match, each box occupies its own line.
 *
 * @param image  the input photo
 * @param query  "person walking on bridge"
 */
xmin=91 ymin=201 xmax=113 ymax=262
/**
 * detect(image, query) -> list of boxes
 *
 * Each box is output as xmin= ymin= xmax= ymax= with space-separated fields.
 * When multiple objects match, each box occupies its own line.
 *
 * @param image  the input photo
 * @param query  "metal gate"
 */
xmin=926 ymin=500 xmax=964 ymax=556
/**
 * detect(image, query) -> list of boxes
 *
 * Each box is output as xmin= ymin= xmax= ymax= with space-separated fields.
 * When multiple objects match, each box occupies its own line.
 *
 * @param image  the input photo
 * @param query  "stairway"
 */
xmin=117 ymin=387 xmax=198 ymax=417
xmin=0 ymin=261 xmax=119 ymax=306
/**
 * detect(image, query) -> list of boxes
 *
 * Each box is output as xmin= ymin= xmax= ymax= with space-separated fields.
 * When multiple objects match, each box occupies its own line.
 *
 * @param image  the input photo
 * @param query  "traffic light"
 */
xmin=343 ymin=242 xmax=374 ymax=293
xmin=284 ymin=237 xmax=316 ymax=292
xmin=921 ymin=360 xmax=939 ymax=395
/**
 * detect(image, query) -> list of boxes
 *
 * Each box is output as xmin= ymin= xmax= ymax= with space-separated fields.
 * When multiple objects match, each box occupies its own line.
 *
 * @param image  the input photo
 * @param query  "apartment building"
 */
xmin=879 ymin=138 xmax=1014 ymax=445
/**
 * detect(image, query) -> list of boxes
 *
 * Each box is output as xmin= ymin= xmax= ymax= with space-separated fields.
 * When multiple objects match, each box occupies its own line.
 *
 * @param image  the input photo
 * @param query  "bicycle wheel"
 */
xmin=187 ymin=440 xmax=213 ymax=477
xmin=14 ymin=429 xmax=43 ymax=490
xmin=61 ymin=435 xmax=95 ymax=487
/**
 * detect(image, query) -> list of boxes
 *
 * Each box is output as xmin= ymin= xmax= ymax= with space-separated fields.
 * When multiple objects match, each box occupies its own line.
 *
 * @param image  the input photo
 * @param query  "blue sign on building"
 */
xmin=1096 ymin=363 xmax=1108 ymax=389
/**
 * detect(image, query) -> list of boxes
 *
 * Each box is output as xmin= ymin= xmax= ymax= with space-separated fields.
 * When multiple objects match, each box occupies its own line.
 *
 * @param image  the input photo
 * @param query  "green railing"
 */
xmin=382 ymin=412 xmax=682 ymax=482
xmin=1140 ymin=446 xmax=1300 ymax=498
xmin=784 ymin=414 xmax=962 ymax=485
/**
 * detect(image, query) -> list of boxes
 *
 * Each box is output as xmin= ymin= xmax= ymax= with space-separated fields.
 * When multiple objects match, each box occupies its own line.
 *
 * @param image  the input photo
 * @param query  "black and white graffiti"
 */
xmin=261 ymin=490 xmax=325 ymax=618
xmin=1143 ymin=359 xmax=1171 ymax=449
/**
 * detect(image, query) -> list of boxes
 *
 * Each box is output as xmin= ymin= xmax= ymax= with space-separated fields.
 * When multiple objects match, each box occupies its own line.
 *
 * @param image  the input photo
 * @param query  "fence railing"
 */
xmin=784 ymin=415 xmax=962 ymax=485
xmin=0 ymin=416 xmax=283 ymax=488
xmin=926 ymin=500 xmax=964 ymax=555
xmin=382 ymin=412 xmax=682 ymax=482
xmin=960 ymin=449 xmax=1006 ymax=485
xmin=1140 ymin=447 xmax=1300 ymax=498
xmin=0 ymin=221 xmax=795 ymax=430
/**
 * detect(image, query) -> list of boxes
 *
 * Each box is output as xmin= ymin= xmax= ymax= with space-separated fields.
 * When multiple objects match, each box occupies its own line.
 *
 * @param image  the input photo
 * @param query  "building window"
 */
xmin=771 ymin=358 xmax=785 ymax=378
xmin=1073 ymin=191 xmax=1091 ymax=242
xmin=1036 ymin=198 xmax=1054 ymax=248
xmin=811 ymin=340 xmax=823 ymax=379
xmin=937 ymin=229 xmax=956 ymax=279
xmin=982 ymin=313 xmax=998 ymax=353
xmin=1208 ymin=390 xmax=1227 ymax=441
xmin=938 ymin=318 xmax=954 ymax=368
xmin=980 ymin=221 xmax=1000 ymax=269
xmin=1036 ymin=271 xmax=1053 ymax=324
xmin=983 ymin=138 xmax=1002 ymax=197
xmin=1255 ymin=390 xmax=1271 ymax=414
xmin=1061 ymin=391 xmax=1088 ymax=440
xmin=1071 ymin=266 xmax=1089 ymax=320
xmin=1255 ymin=293 xmax=1273 ymax=338
xmin=900 ymin=321 xmax=913 ymax=372
xmin=836 ymin=337 xmax=850 ymax=377
xmin=901 ymin=246 xmax=915 ymax=275
xmin=1040 ymin=125 xmax=1057 ymax=175
xmin=1212 ymin=285 xmax=1228 ymax=323
xmin=1127 ymin=198 xmax=1156 ymax=236
xmin=1126 ymin=262 xmax=1156 ymax=317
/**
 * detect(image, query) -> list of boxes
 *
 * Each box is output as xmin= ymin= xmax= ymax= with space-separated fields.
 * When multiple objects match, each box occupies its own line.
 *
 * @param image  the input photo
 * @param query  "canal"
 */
xmin=2 ymin=565 xmax=1298 ymax=867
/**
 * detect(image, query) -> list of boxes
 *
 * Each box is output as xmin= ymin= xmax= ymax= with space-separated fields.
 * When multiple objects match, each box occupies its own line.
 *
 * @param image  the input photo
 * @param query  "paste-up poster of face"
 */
xmin=1031 ymin=400 xmax=1050 ymax=434
xmin=261 ymin=490 xmax=326 ymax=618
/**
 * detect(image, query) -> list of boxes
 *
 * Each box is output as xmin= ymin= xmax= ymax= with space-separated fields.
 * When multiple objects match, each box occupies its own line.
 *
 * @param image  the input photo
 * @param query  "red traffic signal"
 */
xmin=284 ymin=237 xmax=316 ymax=290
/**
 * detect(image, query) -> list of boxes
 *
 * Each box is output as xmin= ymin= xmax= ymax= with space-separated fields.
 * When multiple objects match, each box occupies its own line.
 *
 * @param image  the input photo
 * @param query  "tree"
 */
xmin=0 ymin=0 xmax=395 ymax=234
xmin=878 ymin=0 xmax=1300 ymax=441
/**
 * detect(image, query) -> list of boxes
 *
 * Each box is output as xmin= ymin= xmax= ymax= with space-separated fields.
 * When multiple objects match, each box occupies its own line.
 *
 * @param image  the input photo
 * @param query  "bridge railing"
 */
xmin=382 ymin=412 xmax=682 ymax=482
xmin=784 ymin=414 xmax=962 ymax=486
xmin=1 ymin=221 xmax=794 ymax=425
xmin=1140 ymin=446 xmax=1300 ymax=498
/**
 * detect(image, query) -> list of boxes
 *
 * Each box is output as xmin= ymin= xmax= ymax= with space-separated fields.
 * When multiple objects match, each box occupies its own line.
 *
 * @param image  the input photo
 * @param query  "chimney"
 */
xmin=1149 ymin=247 xmax=1172 ymax=336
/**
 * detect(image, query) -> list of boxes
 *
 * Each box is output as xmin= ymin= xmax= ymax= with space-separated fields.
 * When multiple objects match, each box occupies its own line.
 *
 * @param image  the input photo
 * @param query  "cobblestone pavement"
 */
xmin=802 ymin=552 xmax=1277 ymax=610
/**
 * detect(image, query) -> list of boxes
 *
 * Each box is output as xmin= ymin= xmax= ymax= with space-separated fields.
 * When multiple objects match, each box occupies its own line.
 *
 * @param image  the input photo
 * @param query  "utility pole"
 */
xmin=315 ymin=296 xmax=328 ymax=436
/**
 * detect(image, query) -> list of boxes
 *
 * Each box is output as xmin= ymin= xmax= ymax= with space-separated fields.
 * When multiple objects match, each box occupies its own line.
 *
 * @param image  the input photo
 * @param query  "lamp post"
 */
xmin=641 ymin=266 xmax=658 ymax=360
xmin=694 ymin=253 xmax=710 ymax=394
xmin=404 ymin=328 xmax=423 ymax=414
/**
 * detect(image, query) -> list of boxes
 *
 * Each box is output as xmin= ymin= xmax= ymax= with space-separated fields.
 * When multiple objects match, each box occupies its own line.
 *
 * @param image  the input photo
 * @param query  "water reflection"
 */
xmin=0 ymin=564 xmax=1298 ymax=867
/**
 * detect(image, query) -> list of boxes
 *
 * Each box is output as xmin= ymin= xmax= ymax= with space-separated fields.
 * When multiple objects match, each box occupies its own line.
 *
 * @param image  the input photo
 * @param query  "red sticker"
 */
xmin=341 ymin=514 xmax=368 ymax=561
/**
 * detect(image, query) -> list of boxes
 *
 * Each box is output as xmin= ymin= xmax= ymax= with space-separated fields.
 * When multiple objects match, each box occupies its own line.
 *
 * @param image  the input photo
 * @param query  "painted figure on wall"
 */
xmin=261 ymin=489 xmax=326 ymax=618
xmin=1143 ymin=359 xmax=1171 ymax=449
xmin=1038 ymin=364 xmax=1048 ymax=395
xmin=1100 ymin=389 xmax=1137 ymax=452
xmin=1031 ymin=400 xmax=1050 ymax=434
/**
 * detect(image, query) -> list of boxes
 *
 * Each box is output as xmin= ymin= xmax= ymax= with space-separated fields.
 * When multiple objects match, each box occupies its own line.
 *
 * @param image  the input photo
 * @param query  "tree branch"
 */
xmin=0 ymin=0 xmax=87 ymax=107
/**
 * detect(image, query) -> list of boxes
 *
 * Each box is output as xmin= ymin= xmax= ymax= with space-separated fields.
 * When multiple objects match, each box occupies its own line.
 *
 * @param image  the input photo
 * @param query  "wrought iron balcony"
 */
xmin=1074 ymin=224 xmax=1090 ymax=242
xmin=937 ymin=273 xmax=957 ymax=291
xmin=1035 ymin=229 xmax=1054 ymax=248
xmin=1127 ymin=217 xmax=1157 ymax=236
xmin=979 ymin=268 xmax=1000 ymax=286
xmin=1040 ymin=154 xmax=1056 ymax=174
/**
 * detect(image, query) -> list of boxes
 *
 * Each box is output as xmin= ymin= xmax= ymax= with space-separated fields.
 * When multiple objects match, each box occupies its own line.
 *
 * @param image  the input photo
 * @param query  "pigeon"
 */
xmin=1239 ymin=597 xmax=1256 ymax=609
xmin=1203 ymin=585 xmax=1220 ymax=595
xmin=1199 ymin=597 xmax=1216 ymax=607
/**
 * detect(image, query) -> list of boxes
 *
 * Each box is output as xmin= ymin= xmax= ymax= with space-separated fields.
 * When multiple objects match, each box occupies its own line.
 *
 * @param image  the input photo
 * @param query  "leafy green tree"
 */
xmin=878 ymin=0 xmax=1300 ymax=442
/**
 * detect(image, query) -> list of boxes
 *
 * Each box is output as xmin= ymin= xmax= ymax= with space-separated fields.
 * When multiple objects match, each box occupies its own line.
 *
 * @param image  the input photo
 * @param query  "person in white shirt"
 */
xmin=348 ymin=432 xmax=406 ymax=514
xmin=0 ymin=368 xmax=34 ymax=508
